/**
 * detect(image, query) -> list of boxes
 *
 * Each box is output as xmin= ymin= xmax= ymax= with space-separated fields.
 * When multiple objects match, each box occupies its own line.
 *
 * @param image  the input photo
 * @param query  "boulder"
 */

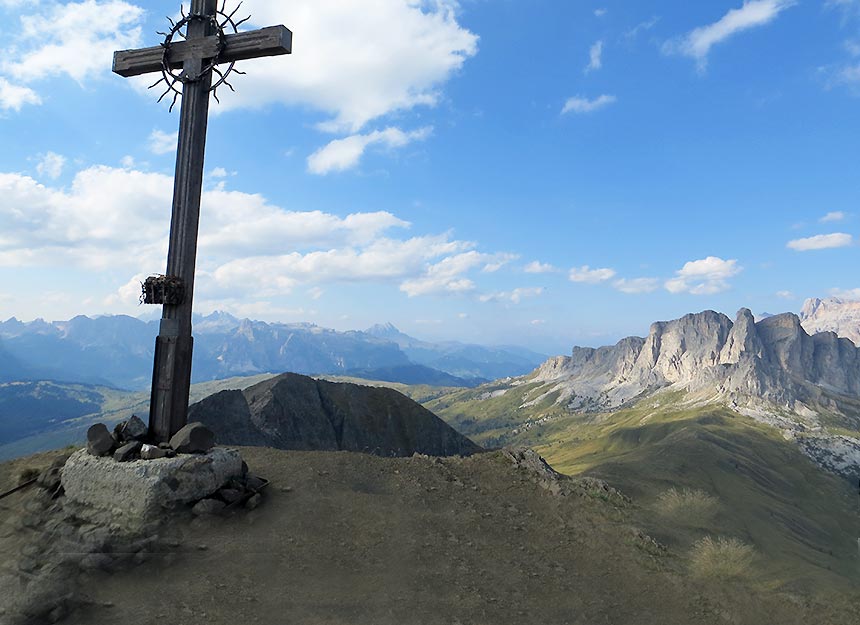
xmin=86 ymin=424 xmax=115 ymax=457
xmin=169 ymin=422 xmax=216 ymax=454
xmin=114 ymin=441 xmax=142 ymax=462
xmin=140 ymin=444 xmax=170 ymax=460
xmin=114 ymin=415 xmax=149 ymax=443
xmin=61 ymin=448 xmax=244 ymax=526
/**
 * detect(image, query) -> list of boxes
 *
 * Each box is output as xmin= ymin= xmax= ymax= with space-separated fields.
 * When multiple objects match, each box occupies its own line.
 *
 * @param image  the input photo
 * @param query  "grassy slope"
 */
xmin=430 ymin=384 xmax=860 ymax=594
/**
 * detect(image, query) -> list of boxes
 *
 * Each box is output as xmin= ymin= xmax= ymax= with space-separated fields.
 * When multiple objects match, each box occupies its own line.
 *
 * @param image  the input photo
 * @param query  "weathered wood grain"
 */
xmin=113 ymin=25 xmax=292 ymax=77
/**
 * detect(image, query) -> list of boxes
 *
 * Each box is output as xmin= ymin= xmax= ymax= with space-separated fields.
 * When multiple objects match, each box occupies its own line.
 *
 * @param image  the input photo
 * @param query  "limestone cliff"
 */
xmin=533 ymin=308 xmax=860 ymax=412
xmin=188 ymin=372 xmax=482 ymax=457
xmin=800 ymin=297 xmax=860 ymax=347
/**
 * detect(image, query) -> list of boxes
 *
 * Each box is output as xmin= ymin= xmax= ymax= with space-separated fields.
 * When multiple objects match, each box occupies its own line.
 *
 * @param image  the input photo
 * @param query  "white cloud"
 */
xmin=530 ymin=319 xmax=546 ymax=326
xmin=594 ymin=9 xmax=607 ymax=18
xmin=0 ymin=165 xmax=513 ymax=306
xmin=0 ymin=77 xmax=40 ymax=110
xmin=206 ymin=0 xmax=478 ymax=133
xmin=562 ymin=94 xmax=617 ymax=114
xmin=625 ymin=17 xmax=660 ymax=41
xmin=3 ymin=1 xmax=143 ymax=84
xmin=148 ymin=130 xmax=177 ymax=156
xmin=36 ymin=152 xmax=66 ymax=179
xmin=613 ymin=277 xmax=660 ymax=294
xmin=307 ymin=287 xmax=324 ymax=300
xmin=665 ymin=256 xmax=742 ymax=295
xmin=820 ymin=211 xmax=847 ymax=223
xmin=569 ymin=265 xmax=616 ymax=284
xmin=483 ymin=253 xmax=518 ymax=273
xmin=775 ymin=290 xmax=795 ymax=299
xmin=586 ymin=40 xmax=604 ymax=73
xmin=209 ymin=167 xmax=229 ymax=179
xmin=830 ymin=287 xmax=860 ymax=300
xmin=524 ymin=260 xmax=556 ymax=274
xmin=787 ymin=233 xmax=853 ymax=251
xmin=400 ymin=250 xmax=508 ymax=297
xmin=479 ymin=287 xmax=544 ymax=304
xmin=307 ymin=126 xmax=431 ymax=175
xmin=663 ymin=1 xmax=795 ymax=71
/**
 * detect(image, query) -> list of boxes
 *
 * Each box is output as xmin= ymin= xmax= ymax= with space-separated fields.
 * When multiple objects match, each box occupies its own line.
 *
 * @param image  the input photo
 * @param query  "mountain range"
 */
xmin=434 ymin=306 xmax=860 ymax=481
xmin=800 ymin=297 xmax=860 ymax=347
xmin=0 ymin=313 xmax=546 ymax=390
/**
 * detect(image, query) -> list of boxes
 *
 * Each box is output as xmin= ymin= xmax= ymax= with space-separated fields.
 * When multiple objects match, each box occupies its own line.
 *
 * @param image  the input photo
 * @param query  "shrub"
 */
xmin=655 ymin=487 xmax=719 ymax=526
xmin=689 ymin=536 xmax=756 ymax=580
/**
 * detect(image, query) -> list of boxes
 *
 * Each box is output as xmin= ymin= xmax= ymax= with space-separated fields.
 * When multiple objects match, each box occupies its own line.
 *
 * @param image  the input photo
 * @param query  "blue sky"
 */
xmin=0 ymin=0 xmax=858 ymax=354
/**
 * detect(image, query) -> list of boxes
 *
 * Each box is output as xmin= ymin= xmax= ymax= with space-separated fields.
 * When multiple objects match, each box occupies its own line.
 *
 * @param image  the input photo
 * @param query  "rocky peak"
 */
xmin=528 ymin=308 xmax=860 ymax=413
xmin=720 ymin=308 xmax=763 ymax=364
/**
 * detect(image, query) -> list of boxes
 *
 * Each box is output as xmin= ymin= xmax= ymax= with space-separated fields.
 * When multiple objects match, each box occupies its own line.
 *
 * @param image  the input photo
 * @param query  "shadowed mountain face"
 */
xmin=188 ymin=372 xmax=482 ymax=457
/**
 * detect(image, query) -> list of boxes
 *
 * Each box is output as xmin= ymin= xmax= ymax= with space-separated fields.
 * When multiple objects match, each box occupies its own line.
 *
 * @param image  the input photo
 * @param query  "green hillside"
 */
xmin=429 ymin=384 xmax=860 ymax=594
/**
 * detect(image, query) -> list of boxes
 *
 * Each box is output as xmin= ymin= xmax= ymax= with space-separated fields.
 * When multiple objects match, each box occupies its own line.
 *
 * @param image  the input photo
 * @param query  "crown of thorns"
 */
xmin=149 ymin=1 xmax=250 ymax=111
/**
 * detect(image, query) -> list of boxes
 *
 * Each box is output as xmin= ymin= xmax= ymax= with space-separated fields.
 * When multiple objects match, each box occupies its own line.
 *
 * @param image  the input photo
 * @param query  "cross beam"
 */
xmin=113 ymin=25 xmax=291 ymax=77
xmin=113 ymin=0 xmax=291 ymax=443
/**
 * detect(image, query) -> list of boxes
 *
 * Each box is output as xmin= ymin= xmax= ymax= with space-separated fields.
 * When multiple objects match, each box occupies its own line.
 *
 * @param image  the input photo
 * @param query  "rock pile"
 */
xmin=85 ymin=417 xmax=216 ymax=463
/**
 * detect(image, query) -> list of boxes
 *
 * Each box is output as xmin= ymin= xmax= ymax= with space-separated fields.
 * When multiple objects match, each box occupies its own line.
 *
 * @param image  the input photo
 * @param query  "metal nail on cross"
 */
xmin=112 ymin=1 xmax=292 ymax=443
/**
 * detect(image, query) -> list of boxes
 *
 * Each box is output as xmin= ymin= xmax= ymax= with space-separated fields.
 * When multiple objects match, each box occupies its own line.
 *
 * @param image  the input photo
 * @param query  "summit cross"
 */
xmin=112 ymin=0 xmax=291 ymax=443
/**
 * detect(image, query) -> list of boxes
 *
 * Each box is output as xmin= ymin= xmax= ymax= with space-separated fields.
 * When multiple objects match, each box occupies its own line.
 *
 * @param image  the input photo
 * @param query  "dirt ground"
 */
xmin=0 ymin=447 xmax=857 ymax=625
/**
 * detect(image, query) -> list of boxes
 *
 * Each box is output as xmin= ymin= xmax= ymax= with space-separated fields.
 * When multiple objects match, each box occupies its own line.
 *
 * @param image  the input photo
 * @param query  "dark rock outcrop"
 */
xmin=188 ymin=373 xmax=482 ymax=457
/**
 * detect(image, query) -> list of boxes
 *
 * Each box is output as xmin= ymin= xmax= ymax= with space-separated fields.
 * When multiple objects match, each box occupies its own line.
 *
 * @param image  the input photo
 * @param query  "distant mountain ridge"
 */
xmin=365 ymin=322 xmax=547 ymax=381
xmin=0 ymin=313 xmax=545 ymax=390
xmin=800 ymin=297 xmax=860 ymax=347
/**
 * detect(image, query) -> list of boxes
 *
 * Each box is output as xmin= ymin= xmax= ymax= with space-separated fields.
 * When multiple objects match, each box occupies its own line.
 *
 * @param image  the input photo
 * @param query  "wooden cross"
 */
xmin=113 ymin=0 xmax=291 ymax=443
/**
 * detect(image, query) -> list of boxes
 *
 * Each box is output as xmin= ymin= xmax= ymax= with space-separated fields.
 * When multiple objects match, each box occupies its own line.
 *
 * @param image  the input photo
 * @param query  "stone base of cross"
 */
xmin=113 ymin=0 xmax=291 ymax=442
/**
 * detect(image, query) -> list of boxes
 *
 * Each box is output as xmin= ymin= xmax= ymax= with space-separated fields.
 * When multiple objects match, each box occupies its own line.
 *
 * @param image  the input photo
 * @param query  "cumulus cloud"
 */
xmin=479 ymin=287 xmax=544 ymax=304
xmin=562 ymin=94 xmax=617 ymax=114
xmin=2 ymin=1 xmax=143 ymax=84
xmin=0 ymin=164 xmax=513 ymax=306
xmin=569 ymin=265 xmax=616 ymax=284
xmin=665 ymin=256 xmax=742 ymax=295
xmin=585 ymin=40 xmax=603 ymax=73
xmin=820 ymin=211 xmax=847 ymax=223
xmin=0 ymin=77 xmax=40 ymax=110
xmin=830 ymin=287 xmax=860 ymax=300
xmin=613 ymin=277 xmax=660 ymax=294
xmin=524 ymin=261 xmax=556 ymax=274
xmin=663 ymin=1 xmax=795 ymax=71
xmin=148 ymin=130 xmax=177 ymax=156
xmin=207 ymin=0 xmax=478 ymax=133
xmin=307 ymin=127 xmax=431 ymax=175
xmin=36 ymin=152 xmax=66 ymax=179
xmin=787 ymin=233 xmax=853 ymax=251
xmin=400 ymin=250 xmax=515 ymax=297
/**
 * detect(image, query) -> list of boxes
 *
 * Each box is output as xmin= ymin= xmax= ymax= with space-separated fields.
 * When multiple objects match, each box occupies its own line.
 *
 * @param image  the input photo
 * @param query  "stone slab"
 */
xmin=61 ymin=447 xmax=243 ymax=524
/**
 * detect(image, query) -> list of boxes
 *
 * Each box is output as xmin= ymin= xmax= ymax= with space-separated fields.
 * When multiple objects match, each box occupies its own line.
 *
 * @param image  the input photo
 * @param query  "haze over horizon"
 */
xmin=1 ymin=1 xmax=859 ymax=355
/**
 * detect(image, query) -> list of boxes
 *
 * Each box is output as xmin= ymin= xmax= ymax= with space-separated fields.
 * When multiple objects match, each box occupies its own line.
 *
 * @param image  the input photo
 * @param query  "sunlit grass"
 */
xmin=690 ymin=536 xmax=756 ymax=580
xmin=655 ymin=487 xmax=719 ymax=526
